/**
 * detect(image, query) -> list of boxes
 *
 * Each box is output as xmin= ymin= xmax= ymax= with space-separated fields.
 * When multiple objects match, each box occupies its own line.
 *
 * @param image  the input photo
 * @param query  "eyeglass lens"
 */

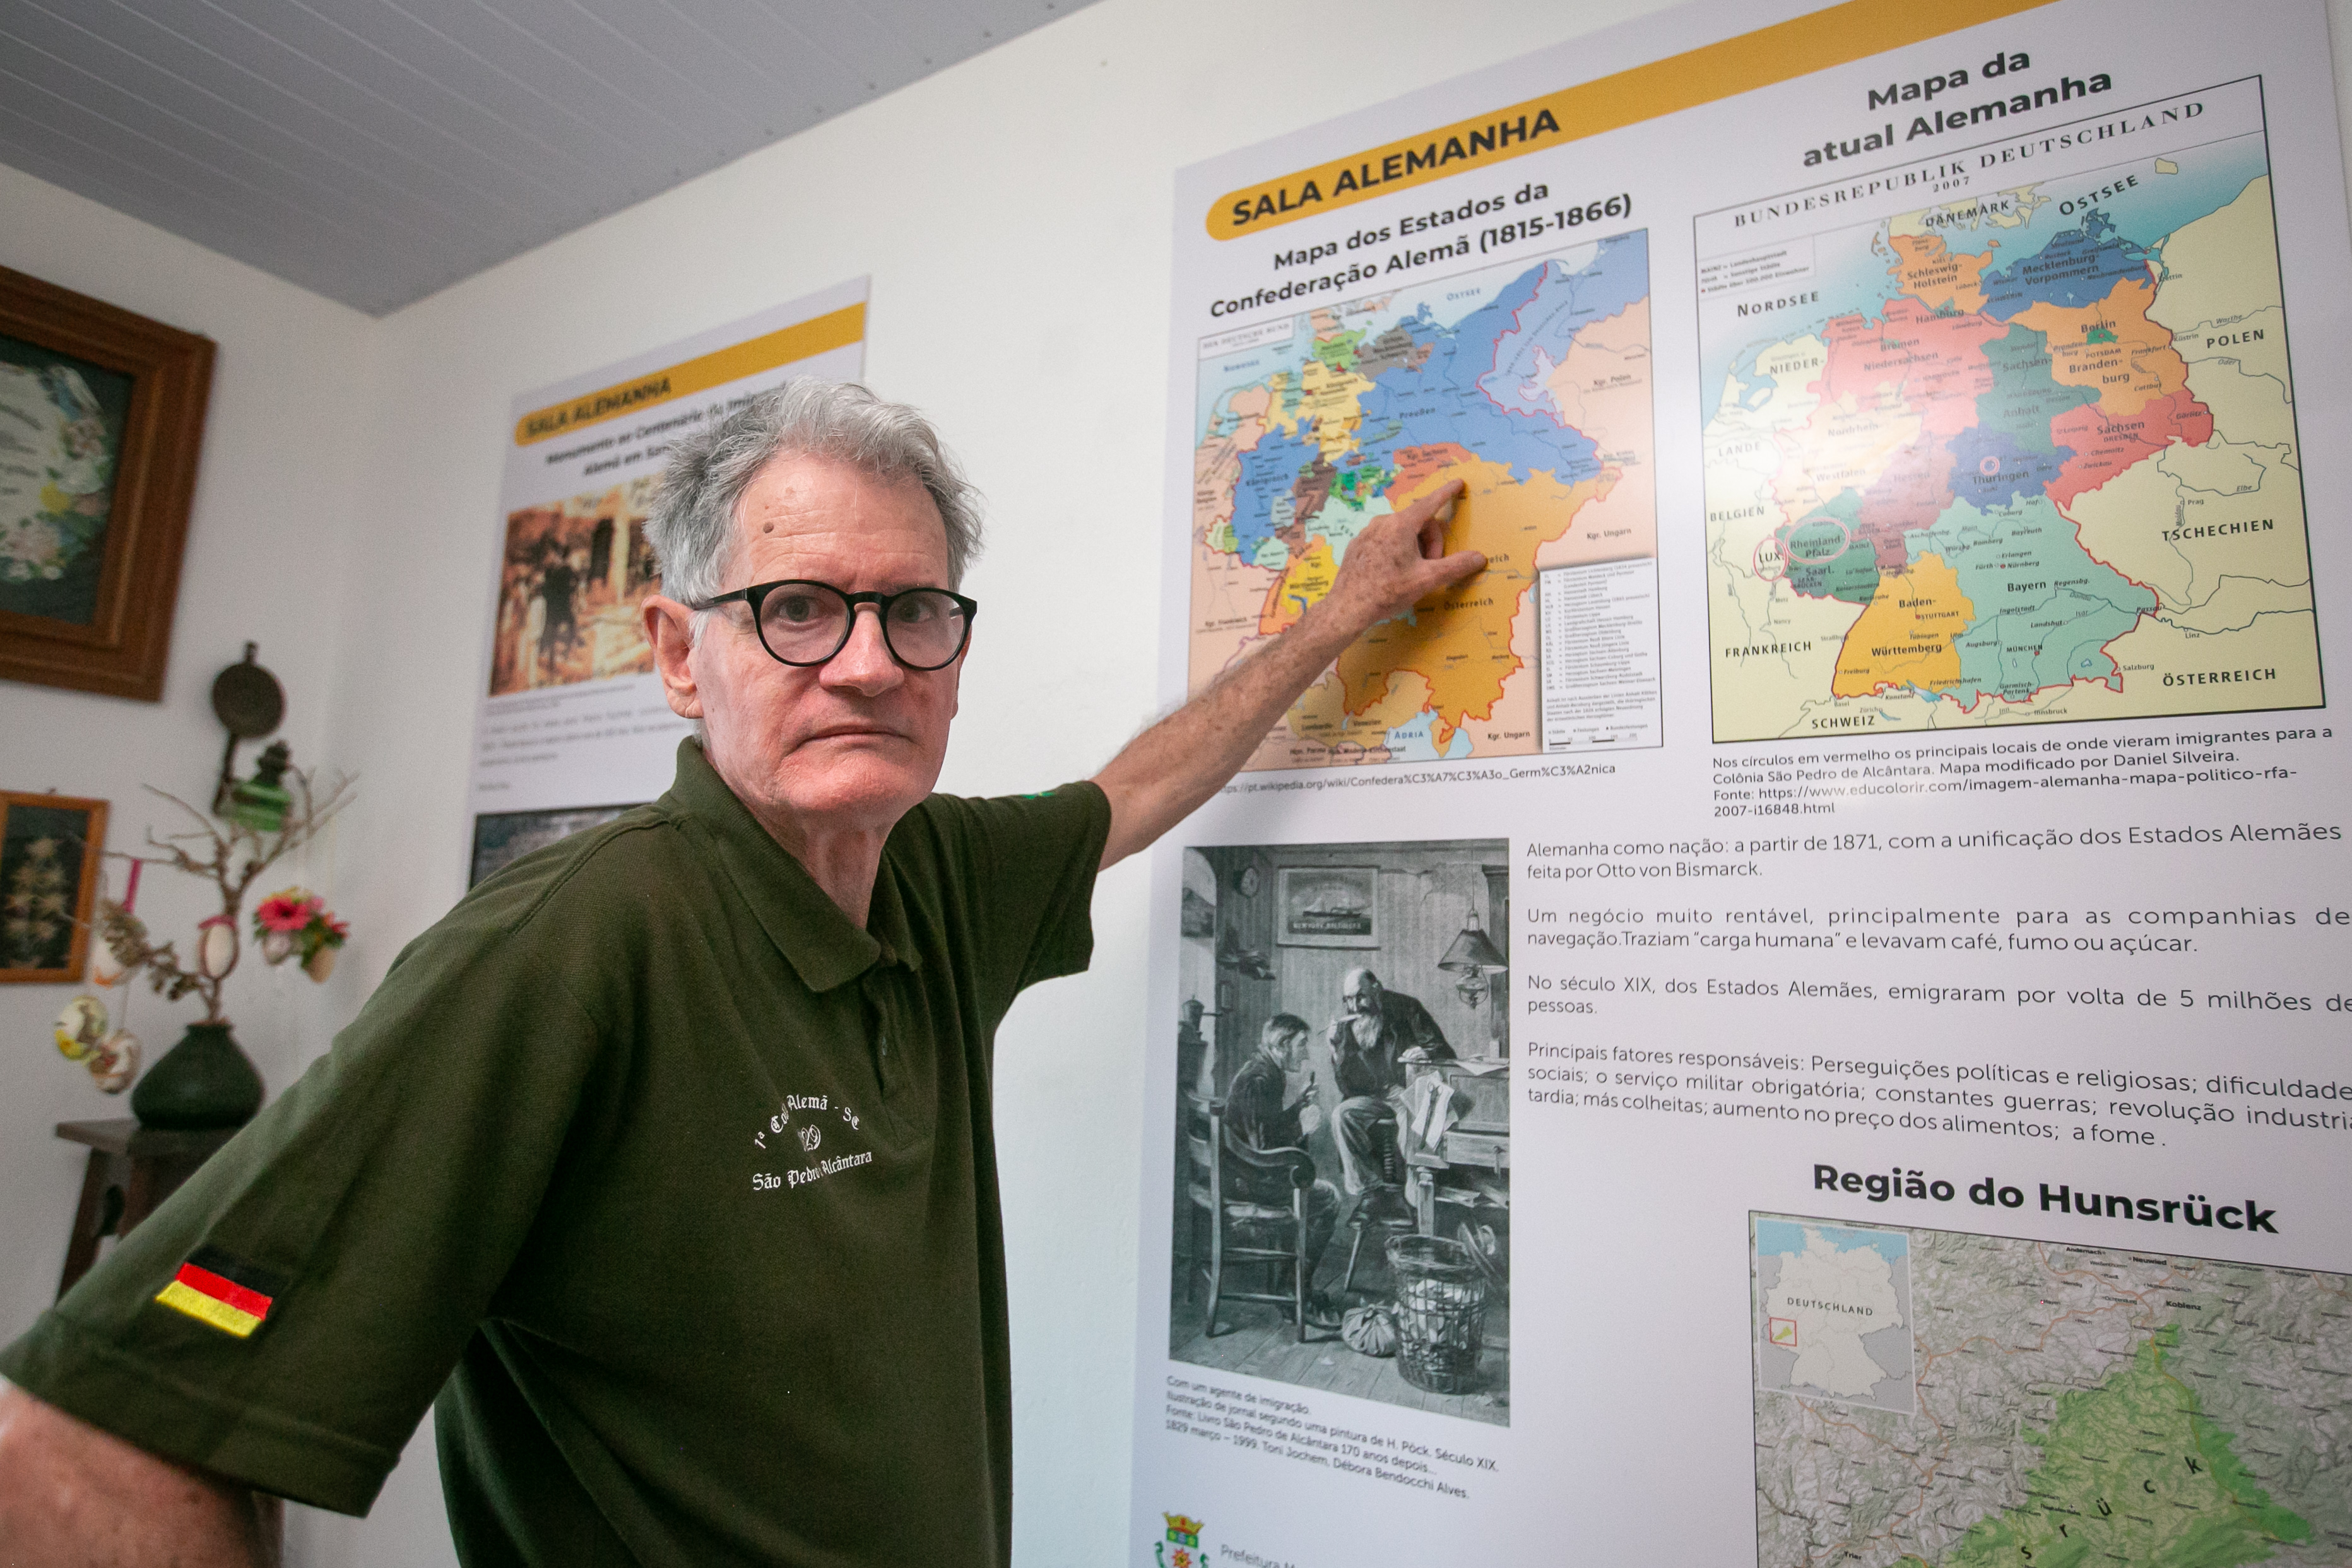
xmin=758 ymin=584 xmax=970 ymax=669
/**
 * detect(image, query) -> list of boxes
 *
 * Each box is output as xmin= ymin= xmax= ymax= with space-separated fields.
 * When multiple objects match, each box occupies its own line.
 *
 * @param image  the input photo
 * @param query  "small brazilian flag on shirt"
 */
xmin=154 ymin=1246 xmax=283 ymax=1338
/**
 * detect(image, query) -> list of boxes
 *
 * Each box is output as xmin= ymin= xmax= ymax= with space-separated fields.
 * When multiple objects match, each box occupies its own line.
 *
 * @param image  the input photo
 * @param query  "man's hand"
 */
xmin=1298 ymin=480 xmax=1480 ymax=649
xmin=1091 ymin=479 xmax=1483 ymax=868
xmin=0 ymin=1386 xmax=279 ymax=1567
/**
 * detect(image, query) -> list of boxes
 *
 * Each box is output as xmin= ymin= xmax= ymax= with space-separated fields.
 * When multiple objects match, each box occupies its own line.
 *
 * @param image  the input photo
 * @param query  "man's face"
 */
xmin=1343 ymin=975 xmax=1380 ymax=1017
xmin=1266 ymin=1030 xmax=1308 ymax=1071
xmin=649 ymin=452 xmax=964 ymax=846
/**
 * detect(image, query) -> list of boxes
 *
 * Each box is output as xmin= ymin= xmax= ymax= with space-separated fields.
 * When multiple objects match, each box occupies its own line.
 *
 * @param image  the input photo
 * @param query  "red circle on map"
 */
xmin=1780 ymin=519 xmax=1851 ymax=567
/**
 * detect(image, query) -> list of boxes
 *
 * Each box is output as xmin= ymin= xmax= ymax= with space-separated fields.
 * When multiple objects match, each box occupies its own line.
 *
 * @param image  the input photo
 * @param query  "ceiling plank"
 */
xmin=0 ymin=0 xmax=1097 ymax=313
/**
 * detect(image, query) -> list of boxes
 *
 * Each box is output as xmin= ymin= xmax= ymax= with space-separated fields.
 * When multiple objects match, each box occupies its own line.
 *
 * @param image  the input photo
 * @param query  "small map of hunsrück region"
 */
xmin=1749 ymin=1215 xmax=2351 ymax=1568
xmin=1191 ymin=235 xmax=1654 ymax=770
xmin=1701 ymin=94 xmax=2319 ymax=743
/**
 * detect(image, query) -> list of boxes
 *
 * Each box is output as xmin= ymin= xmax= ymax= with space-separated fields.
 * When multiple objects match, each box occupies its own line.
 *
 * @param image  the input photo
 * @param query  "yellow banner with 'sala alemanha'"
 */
xmin=513 ymin=302 xmax=867 ymax=447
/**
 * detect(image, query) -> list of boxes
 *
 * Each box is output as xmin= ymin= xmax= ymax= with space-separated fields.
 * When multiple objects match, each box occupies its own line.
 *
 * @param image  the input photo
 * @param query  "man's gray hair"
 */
xmin=646 ymin=380 xmax=983 ymax=612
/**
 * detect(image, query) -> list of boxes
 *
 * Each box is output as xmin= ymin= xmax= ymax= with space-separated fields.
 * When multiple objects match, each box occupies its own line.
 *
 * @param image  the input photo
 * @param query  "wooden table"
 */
xmin=54 ymin=1119 xmax=237 ymax=1299
xmin=1402 ymin=1062 xmax=1510 ymax=1237
xmin=1405 ymin=1128 xmax=1510 ymax=1235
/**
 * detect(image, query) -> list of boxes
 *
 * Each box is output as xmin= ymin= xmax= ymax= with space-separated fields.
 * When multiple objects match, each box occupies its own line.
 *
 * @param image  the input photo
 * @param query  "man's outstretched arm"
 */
xmin=1094 ymin=480 xmax=1481 ymax=868
xmin=0 ymin=1384 xmax=280 ymax=1567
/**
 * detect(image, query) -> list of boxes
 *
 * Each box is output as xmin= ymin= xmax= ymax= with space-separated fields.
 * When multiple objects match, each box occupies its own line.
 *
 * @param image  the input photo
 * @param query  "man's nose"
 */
xmin=820 ymin=603 xmax=904 ymax=692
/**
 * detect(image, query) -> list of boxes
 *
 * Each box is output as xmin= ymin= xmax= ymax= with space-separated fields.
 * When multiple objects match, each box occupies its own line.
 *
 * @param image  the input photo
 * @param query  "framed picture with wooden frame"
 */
xmin=1275 ymin=864 xmax=1381 ymax=948
xmin=1 ymin=791 xmax=109 ymax=983
xmin=0 ymin=266 xmax=215 ymax=702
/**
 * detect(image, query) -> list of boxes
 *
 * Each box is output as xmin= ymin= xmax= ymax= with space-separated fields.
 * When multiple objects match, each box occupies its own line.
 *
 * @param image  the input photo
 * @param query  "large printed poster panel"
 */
xmin=1138 ymin=1 xmax=2352 ymax=1564
xmin=464 ymin=283 xmax=866 ymax=868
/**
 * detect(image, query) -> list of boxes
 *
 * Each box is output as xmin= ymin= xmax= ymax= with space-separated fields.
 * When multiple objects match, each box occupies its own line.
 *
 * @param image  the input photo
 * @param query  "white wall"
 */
xmin=11 ymin=0 xmax=2352 ymax=1564
xmin=0 ymin=162 xmax=373 ymax=1335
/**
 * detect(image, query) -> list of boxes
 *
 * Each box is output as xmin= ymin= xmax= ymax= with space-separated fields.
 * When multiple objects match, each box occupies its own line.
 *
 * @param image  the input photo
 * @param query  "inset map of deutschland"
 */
xmin=1192 ymin=235 xmax=1657 ymax=770
xmin=1698 ymin=81 xmax=2319 ymax=743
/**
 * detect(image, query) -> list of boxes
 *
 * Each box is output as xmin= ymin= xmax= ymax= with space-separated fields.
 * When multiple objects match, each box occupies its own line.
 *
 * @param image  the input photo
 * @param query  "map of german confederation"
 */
xmin=1698 ymin=81 xmax=2319 ymax=743
xmin=1191 ymin=235 xmax=1658 ymax=770
xmin=1750 ymin=1214 xmax=2351 ymax=1568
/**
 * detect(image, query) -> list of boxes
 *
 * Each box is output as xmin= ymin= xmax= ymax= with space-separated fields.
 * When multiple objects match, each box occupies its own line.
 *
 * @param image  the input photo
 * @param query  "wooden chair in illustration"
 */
xmin=1181 ymin=1092 xmax=1317 ymax=1341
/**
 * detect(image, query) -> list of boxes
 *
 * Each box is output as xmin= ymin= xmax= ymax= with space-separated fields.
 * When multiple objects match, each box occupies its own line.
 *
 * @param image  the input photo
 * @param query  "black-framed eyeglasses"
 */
xmin=690 ymin=579 xmax=978 ymax=671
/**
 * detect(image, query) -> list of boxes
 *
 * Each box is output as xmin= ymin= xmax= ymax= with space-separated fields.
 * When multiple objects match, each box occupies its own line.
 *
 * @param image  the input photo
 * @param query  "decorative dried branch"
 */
xmin=99 ymin=765 xmax=357 ymax=1023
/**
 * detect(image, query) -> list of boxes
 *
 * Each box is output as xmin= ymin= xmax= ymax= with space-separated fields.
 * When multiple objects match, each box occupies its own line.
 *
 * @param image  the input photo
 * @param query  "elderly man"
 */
xmin=1327 ymin=967 xmax=1455 ymax=1195
xmin=0 ymin=381 xmax=1482 ymax=1567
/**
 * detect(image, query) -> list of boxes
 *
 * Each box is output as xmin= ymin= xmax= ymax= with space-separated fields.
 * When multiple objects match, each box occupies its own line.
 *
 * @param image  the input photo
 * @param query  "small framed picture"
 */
xmin=1275 ymin=864 xmax=1381 ymax=948
xmin=1 ymin=266 xmax=215 ymax=702
xmin=470 ymin=803 xmax=642 ymax=888
xmin=1 ymin=791 xmax=108 ymax=983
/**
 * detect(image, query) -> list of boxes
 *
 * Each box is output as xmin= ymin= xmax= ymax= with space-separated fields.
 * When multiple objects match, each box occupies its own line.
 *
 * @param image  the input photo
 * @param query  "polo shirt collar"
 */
xmin=665 ymin=740 xmax=919 ymax=993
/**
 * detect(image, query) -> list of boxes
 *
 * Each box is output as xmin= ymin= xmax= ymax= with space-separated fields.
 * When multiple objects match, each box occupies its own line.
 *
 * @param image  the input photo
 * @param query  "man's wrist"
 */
xmin=1288 ymin=592 xmax=1368 ymax=664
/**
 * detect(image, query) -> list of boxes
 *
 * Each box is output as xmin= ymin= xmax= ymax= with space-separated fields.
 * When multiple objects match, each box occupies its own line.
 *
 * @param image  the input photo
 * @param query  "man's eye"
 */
xmin=890 ymin=596 xmax=940 ymax=625
xmin=774 ymin=594 xmax=824 ymax=623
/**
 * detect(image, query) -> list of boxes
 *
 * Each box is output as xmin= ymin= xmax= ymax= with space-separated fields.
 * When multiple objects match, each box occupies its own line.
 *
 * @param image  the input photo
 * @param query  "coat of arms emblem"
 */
xmin=1157 ymin=1513 xmax=1203 ymax=1567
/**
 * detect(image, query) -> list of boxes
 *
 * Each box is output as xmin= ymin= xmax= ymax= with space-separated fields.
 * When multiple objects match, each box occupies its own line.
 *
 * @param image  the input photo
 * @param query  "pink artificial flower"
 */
xmin=255 ymin=891 xmax=320 ymax=933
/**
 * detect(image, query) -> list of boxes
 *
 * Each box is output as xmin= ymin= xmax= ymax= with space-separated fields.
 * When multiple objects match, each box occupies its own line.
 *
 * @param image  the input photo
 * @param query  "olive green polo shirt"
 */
xmin=1 ymin=740 xmax=1109 ymax=1567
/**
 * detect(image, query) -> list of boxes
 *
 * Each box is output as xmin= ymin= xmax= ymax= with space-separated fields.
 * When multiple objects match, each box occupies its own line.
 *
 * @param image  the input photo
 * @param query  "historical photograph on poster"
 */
xmin=1191 ymin=235 xmax=1658 ymax=770
xmin=1750 ymin=1211 xmax=2351 ymax=1567
xmin=1171 ymin=839 xmax=1509 ymax=1425
xmin=1700 ymin=80 xmax=2322 ymax=743
xmin=468 ymin=802 xmax=641 ymax=888
xmin=486 ymin=473 xmax=662 ymax=695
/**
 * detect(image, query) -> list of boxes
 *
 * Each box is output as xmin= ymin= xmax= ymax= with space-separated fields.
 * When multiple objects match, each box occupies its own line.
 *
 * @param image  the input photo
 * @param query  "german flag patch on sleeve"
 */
xmin=153 ymin=1246 xmax=285 ymax=1339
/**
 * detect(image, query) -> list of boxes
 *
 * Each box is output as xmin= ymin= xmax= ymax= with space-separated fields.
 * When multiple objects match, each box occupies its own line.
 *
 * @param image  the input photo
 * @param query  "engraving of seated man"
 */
xmin=1324 ymin=968 xmax=1453 ymax=1194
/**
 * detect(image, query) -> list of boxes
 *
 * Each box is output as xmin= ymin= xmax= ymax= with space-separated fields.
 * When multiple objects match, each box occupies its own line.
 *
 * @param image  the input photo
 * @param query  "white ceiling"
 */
xmin=0 ymin=0 xmax=1090 ymax=315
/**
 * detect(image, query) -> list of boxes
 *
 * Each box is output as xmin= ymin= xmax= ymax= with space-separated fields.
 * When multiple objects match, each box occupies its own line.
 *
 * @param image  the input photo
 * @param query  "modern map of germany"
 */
xmin=1699 ymin=85 xmax=2320 ymax=743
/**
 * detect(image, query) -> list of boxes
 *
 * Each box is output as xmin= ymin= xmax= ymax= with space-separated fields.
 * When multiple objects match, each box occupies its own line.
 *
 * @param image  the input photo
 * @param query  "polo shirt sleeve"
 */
xmin=0 ymin=888 xmax=614 ymax=1516
xmin=914 ymin=781 xmax=1111 ymax=1019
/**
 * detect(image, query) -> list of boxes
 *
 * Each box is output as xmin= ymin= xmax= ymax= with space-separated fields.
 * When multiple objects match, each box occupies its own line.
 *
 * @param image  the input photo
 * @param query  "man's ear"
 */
xmin=643 ymin=596 xmax=704 ymax=719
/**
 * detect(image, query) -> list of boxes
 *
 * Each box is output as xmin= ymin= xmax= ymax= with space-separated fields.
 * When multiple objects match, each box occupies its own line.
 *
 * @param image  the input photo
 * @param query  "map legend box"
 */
xmin=1537 ymin=557 xmax=1662 ymax=751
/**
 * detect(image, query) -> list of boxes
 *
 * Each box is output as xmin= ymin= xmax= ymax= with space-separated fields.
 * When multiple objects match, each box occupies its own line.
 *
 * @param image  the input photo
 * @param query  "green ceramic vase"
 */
xmin=131 ymin=1021 xmax=264 ymax=1130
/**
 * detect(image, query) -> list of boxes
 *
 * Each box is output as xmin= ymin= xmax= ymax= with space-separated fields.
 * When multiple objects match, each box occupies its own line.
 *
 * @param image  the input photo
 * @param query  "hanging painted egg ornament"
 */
xmin=53 ymin=996 xmax=108 ymax=1061
xmin=196 ymin=914 xmax=238 ymax=979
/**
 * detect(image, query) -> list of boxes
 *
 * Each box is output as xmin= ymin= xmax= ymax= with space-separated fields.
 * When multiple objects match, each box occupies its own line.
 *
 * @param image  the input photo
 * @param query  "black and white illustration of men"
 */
xmin=1172 ymin=840 xmax=1510 ymax=1421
